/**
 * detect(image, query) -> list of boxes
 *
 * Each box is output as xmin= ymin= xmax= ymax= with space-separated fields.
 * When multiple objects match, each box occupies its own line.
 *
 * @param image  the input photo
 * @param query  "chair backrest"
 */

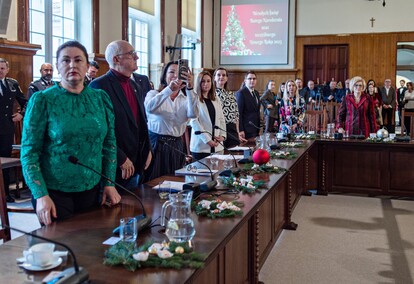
xmin=401 ymin=108 xmax=414 ymax=139
xmin=304 ymin=108 xmax=327 ymax=133
xmin=0 ymin=161 xmax=11 ymax=242
xmin=323 ymin=102 xmax=341 ymax=123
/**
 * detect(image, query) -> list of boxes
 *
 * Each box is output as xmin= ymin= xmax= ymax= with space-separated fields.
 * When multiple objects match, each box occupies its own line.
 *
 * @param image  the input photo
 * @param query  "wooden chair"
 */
xmin=304 ymin=108 xmax=327 ymax=133
xmin=0 ymin=160 xmax=11 ymax=242
xmin=324 ymin=102 xmax=341 ymax=124
xmin=10 ymin=120 xmax=24 ymax=198
xmin=401 ymin=108 xmax=414 ymax=139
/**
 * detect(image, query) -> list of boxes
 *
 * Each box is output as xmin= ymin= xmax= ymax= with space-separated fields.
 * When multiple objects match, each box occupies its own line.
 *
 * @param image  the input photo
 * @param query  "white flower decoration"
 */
xmin=157 ymin=250 xmax=174 ymax=259
xmin=199 ymin=200 xmax=212 ymax=209
xmin=217 ymin=201 xmax=229 ymax=211
xmin=148 ymin=243 xmax=163 ymax=254
xmin=133 ymin=251 xmax=149 ymax=262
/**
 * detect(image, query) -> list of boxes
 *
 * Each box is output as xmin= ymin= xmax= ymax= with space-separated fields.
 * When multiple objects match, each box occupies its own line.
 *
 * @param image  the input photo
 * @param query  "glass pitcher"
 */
xmin=161 ymin=190 xmax=195 ymax=243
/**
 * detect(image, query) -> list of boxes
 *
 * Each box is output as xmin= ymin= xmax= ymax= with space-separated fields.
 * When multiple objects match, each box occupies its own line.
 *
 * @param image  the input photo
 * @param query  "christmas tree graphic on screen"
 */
xmin=220 ymin=2 xmax=289 ymax=65
xmin=221 ymin=5 xmax=256 ymax=56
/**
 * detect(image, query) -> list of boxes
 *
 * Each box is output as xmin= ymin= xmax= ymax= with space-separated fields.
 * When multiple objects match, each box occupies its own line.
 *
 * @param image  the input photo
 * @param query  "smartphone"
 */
xmin=178 ymin=59 xmax=189 ymax=82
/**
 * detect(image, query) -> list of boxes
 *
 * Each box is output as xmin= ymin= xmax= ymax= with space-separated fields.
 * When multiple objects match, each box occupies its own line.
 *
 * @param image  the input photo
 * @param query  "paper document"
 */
xmin=175 ymin=168 xmax=218 ymax=176
xmin=153 ymin=181 xmax=186 ymax=191
xmin=228 ymin=146 xmax=250 ymax=151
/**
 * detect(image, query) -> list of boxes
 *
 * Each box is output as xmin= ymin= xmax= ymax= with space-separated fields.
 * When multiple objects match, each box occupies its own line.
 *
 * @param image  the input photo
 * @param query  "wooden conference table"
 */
xmin=1 ymin=138 xmax=413 ymax=283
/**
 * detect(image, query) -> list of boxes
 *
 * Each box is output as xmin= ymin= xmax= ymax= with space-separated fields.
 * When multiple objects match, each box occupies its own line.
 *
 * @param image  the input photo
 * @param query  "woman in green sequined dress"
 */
xmin=21 ymin=41 xmax=121 ymax=225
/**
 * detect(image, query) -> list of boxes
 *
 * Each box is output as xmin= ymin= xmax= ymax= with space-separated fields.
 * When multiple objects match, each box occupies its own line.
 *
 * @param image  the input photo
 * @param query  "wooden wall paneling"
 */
xmin=195 ymin=254 xmax=220 ymax=284
xmin=226 ymin=69 xmax=298 ymax=93
xmin=0 ymin=39 xmax=41 ymax=94
xmin=224 ymin=220 xmax=251 ymax=283
xmin=257 ymin=195 xmax=272 ymax=269
xmin=389 ymin=150 xmax=414 ymax=194
xmin=332 ymin=146 xmax=382 ymax=190
xmin=273 ymin=177 xmax=287 ymax=236
xmin=296 ymin=32 xmax=414 ymax=87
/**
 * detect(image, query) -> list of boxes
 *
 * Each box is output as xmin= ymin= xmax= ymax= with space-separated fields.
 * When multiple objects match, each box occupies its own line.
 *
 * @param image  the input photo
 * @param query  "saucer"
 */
xmin=20 ymin=256 xmax=63 ymax=271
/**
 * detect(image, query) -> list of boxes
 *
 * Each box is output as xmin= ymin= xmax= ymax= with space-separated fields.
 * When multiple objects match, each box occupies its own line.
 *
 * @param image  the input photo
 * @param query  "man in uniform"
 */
xmin=0 ymin=58 xmax=27 ymax=202
xmin=27 ymin=63 xmax=54 ymax=99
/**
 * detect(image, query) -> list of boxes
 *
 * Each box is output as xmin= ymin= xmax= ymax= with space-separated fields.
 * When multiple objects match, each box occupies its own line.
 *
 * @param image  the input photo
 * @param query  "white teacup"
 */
xmin=370 ymin=133 xmax=376 ymax=138
xmin=26 ymin=243 xmax=55 ymax=267
xmin=389 ymin=133 xmax=396 ymax=139
xmin=276 ymin=132 xmax=284 ymax=139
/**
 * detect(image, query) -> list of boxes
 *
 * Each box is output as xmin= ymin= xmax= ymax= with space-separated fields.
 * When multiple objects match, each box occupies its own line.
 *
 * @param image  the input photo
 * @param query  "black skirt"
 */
xmin=148 ymin=131 xmax=186 ymax=180
xmin=224 ymin=122 xmax=240 ymax=148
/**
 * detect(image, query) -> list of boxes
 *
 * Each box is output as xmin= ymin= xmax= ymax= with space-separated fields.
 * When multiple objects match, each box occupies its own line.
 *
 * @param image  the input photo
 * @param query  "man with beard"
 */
xmin=27 ymin=63 xmax=55 ymax=99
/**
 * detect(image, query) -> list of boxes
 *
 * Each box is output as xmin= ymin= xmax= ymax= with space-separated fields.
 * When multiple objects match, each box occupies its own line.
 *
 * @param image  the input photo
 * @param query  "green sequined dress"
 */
xmin=21 ymin=84 xmax=117 ymax=199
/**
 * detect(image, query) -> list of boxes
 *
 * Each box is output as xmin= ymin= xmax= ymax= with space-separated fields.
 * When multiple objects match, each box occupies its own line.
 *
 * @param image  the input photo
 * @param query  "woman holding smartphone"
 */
xmin=144 ymin=61 xmax=198 ymax=180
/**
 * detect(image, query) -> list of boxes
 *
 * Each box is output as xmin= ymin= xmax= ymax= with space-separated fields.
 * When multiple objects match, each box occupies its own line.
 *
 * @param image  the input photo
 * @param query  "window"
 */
xmin=128 ymin=16 xmax=149 ymax=76
xmin=29 ymin=0 xmax=91 ymax=80
xmin=181 ymin=0 xmax=200 ymax=69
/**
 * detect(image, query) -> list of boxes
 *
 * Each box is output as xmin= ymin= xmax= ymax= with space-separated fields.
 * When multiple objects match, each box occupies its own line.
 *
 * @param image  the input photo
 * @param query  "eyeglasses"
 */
xmin=117 ymin=50 xmax=138 ymax=58
xmin=354 ymin=84 xmax=363 ymax=88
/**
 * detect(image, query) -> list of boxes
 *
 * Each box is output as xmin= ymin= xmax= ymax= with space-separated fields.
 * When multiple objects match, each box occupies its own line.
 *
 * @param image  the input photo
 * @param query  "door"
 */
xmin=304 ymin=45 xmax=348 ymax=85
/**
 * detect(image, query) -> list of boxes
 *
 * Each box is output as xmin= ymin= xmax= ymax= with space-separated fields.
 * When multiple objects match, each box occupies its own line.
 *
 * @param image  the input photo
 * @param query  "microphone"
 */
xmin=68 ymin=156 xmax=152 ymax=234
xmin=248 ymin=120 xmax=262 ymax=131
xmin=158 ymin=140 xmax=217 ymax=191
xmin=213 ymin=125 xmax=254 ymax=160
xmin=194 ymin=129 xmax=238 ymax=169
xmin=4 ymin=225 xmax=89 ymax=284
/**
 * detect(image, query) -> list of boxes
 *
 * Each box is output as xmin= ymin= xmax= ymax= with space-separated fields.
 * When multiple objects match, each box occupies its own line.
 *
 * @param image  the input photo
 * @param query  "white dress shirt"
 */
xmin=145 ymin=87 xmax=199 ymax=137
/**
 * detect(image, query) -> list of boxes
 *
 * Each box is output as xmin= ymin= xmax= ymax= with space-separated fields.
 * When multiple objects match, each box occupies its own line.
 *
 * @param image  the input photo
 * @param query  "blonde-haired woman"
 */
xmin=279 ymin=79 xmax=306 ymax=133
xmin=190 ymin=71 xmax=226 ymax=160
xmin=337 ymin=76 xmax=378 ymax=137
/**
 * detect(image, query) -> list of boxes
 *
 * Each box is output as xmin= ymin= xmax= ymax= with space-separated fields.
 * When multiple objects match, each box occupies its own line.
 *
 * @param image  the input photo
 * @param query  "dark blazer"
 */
xmin=397 ymin=87 xmax=407 ymax=104
xmin=236 ymin=86 xmax=261 ymax=139
xmin=0 ymin=78 xmax=27 ymax=141
xmin=132 ymin=73 xmax=152 ymax=99
xmin=379 ymin=86 xmax=396 ymax=108
xmin=27 ymin=78 xmax=55 ymax=99
xmin=260 ymin=90 xmax=279 ymax=118
xmin=89 ymin=70 xmax=151 ymax=180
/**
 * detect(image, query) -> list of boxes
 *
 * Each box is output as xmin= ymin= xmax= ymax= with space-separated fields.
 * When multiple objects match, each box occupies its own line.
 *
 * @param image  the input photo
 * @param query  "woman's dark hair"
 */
xmin=265 ymin=80 xmax=275 ymax=91
xmin=196 ymin=71 xmax=216 ymax=102
xmin=158 ymin=61 xmax=178 ymax=92
xmin=56 ymin=40 xmax=89 ymax=64
xmin=213 ymin=67 xmax=229 ymax=91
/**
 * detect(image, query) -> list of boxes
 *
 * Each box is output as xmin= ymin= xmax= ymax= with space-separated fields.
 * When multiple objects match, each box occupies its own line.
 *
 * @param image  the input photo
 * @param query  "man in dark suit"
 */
xmin=397 ymin=79 xmax=407 ymax=126
xmin=131 ymin=72 xmax=152 ymax=99
xmin=379 ymin=78 xmax=396 ymax=133
xmin=236 ymin=70 xmax=261 ymax=140
xmin=27 ymin=63 xmax=55 ymax=99
xmin=0 ymin=58 xmax=27 ymax=202
xmin=89 ymin=41 xmax=152 ymax=188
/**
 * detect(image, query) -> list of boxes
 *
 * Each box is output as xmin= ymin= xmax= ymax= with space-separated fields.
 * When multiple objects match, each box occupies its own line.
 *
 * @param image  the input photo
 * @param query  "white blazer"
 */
xmin=190 ymin=98 xmax=226 ymax=154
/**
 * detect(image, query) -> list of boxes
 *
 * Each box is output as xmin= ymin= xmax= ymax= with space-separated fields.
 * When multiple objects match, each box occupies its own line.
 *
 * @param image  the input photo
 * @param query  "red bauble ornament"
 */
xmin=252 ymin=149 xmax=270 ymax=165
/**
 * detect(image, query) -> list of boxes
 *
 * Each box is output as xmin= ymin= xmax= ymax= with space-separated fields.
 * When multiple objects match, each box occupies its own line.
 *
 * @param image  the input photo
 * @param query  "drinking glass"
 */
xmin=119 ymin=217 xmax=137 ymax=242
xmin=223 ymin=158 xmax=233 ymax=170
xmin=158 ymin=182 xmax=171 ymax=200
xmin=209 ymin=154 xmax=219 ymax=170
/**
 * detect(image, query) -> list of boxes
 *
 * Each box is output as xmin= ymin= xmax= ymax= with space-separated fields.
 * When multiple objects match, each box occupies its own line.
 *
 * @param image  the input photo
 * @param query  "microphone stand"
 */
xmin=248 ymin=120 xmax=262 ymax=133
xmin=4 ymin=225 xmax=89 ymax=284
xmin=213 ymin=125 xmax=255 ymax=160
xmin=194 ymin=130 xmax=238 ymax=168
xmin=159 ymin=140 xmax=217 ymax=191
xmin=68 ymin=156 xmax=152 ymax=234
